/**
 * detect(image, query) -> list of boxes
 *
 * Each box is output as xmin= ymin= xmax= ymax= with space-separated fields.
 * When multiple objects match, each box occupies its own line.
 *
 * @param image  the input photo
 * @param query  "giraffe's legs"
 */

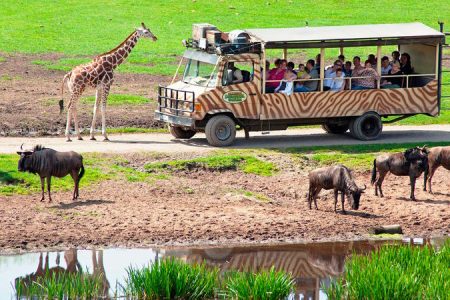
xmin=100 ymin=84 xmax=111 ymax=141
xmin=65 ymin=106 xmax=73 ymax=142
xmin=90 ymin=87 xmax=103 ymax=140
xmin=72 ymin=104 xmax=83 ymax=140
xmin=65 ymin=93 xmax=82 ymax=142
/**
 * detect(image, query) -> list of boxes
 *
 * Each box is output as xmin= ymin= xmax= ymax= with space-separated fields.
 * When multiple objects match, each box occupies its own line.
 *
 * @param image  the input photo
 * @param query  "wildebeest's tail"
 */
xmin=371 ymin=159 xmax=377 ymax=185
xmin=60 ymin=72 xmax=71 ymax=114
xmin=78 ymin=159 xmax=85 ymax=184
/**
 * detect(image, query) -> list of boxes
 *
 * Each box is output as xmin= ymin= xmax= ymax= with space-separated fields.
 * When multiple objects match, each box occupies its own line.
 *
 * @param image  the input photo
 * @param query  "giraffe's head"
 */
xmin=137 ymin=22 xmax=157 ymax=41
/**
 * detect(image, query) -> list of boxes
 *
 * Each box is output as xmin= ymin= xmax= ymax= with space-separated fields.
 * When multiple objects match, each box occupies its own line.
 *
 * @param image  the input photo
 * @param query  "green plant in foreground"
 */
xmin=325 ymin=242 xmax=450 ymax=300
xmin=15 ymin=270 xmax=105 ymax=299
xmin=123 ymin=257 xmax=218 ymax=299
xmin=222 ymin=267 xmax=295 ymax=300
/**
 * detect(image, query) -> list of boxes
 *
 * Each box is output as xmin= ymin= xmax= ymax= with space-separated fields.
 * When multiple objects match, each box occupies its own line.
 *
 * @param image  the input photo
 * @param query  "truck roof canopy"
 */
xmin=245 ymin=22 xmax=444 ymax=49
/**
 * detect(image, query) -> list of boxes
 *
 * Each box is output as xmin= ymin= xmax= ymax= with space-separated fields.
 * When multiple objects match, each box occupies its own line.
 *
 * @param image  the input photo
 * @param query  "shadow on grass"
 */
xmin=51 ymin=199 xmax=115 ymax=209
xmin=0 ymin=170 xmax=22 ymax=185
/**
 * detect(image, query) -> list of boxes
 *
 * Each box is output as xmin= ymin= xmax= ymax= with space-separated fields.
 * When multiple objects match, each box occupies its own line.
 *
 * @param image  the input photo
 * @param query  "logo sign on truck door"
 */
xmin=223 ymin=91 xmax=247 ymax=104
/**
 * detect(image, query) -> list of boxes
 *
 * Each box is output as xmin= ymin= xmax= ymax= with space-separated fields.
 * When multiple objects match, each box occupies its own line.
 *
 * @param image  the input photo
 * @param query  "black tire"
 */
xmin=169 ymin=125 xmax=196 ymax=139
xmin=205 ymin=115 xmax=236 ymax=147
xmin=350 ymin=112 xmax=383 ymax=140
xmin=322 ymin=123 xmax=349 ymax=134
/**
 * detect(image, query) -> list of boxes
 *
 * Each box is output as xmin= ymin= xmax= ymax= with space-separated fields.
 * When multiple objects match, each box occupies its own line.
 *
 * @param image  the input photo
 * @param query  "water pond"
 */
xmin=0 ymin=237 xmax=446 ymax=299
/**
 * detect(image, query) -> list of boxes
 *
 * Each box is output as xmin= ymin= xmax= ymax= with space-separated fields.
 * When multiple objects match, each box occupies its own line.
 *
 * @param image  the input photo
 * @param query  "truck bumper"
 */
xmin=154 ymin=111 xmax=195 ymax=127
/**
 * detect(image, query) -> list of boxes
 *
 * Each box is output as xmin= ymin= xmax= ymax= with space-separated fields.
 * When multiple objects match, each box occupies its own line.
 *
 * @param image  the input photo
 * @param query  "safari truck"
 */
xmin=155 ymin=22 xmax=448 ymax=146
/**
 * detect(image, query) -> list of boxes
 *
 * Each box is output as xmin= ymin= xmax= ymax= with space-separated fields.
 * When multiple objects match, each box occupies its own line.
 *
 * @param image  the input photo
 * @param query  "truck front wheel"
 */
xmin=205 ymin=115 xmax=236 ymax=147
xmin=169 ymin=125 xmax=196 ymax=139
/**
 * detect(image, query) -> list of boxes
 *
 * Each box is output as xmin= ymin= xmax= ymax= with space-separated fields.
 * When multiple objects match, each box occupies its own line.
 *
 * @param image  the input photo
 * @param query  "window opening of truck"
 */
xmin=183 ymin=59 xmax=218 ymax=87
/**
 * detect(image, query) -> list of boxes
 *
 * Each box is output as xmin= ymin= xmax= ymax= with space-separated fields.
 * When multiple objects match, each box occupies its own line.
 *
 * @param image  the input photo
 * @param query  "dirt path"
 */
xmin=1 ymin=125 xmax=450 ymax=154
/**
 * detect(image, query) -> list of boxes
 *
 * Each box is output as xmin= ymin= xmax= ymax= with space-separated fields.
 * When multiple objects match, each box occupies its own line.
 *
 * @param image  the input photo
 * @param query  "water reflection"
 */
xmin=14 ymin=250 xmax=110 ymax=298
xmin=2 ymin=237 xmax=446 ymax=299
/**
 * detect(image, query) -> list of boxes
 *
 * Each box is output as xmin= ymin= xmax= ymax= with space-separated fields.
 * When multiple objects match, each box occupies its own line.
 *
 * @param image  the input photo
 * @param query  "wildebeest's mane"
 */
xmin=32 ymin=145 xmax=46 ymax=152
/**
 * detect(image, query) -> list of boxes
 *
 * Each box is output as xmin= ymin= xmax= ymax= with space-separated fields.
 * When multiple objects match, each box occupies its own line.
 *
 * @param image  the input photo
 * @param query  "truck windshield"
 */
xmin=183 ymin=59 xmax=217 ymax=87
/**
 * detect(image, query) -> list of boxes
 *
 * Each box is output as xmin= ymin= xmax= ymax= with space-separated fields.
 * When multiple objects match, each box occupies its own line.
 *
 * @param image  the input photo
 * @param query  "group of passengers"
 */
xmin=265 ymin=51 xmax=414 ymax=94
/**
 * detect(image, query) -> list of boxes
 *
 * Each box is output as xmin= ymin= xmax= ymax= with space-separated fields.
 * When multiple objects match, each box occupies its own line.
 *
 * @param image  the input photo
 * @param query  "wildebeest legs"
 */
xmin=40 ymin=177 xmax=45 ymax=201
xmin=424 ymin=165 xmax=438 ymax=194
xmin=334 ymin=190 xmax=346 ymax=213
xmin=341 ymin=191 xmax=346 ymax=214
xmin=47 ymin=176 xmax=52 ymax=202
xmin=70 ymin=170 xmax=79 ymax=200
xmin=374 ymin=172 xmax=386 ymax=197
xmin=410 ymin=176 xmax=416 ymax=200
xmin=308 ymin=186 xmax=320 ymax=210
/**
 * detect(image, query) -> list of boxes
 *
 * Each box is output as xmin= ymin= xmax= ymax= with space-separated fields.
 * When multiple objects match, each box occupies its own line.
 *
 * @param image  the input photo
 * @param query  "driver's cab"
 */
xmin=157 ymin=50 xmax=262 ymax=123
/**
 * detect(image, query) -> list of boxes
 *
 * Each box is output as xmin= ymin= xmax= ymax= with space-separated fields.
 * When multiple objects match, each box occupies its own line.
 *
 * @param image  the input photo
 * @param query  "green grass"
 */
xmin=80 ymin=93 xmax=151 ymax=106
xmin=15 ymin=270 xmax=106 ymax=299
xmin=282 ymin=141 xmax=450 ymax=169
xmin=0 ymin=56 xmax=5 ymax=62
xmin=123 ymin=257 xmax=218 ymax=299
xmin=0 ymin=153 xmax=165 ymax=196
xmin=1 ymin=0 xmax=448 ymax=75
xmin=222 ymin=267 xmax=295 ymax=300
xmin=144 ymin=154 xmax=277 ymax=176
xmin=234 ymin=188 xmax=271 ymax=202
xmin=325 ymin=242 xmax=450 ymax=300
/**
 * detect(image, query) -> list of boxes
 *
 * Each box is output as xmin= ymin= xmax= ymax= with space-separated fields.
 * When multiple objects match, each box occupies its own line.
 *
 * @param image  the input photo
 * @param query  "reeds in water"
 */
xmin=325 ymin=241 xmax=450 ymax=300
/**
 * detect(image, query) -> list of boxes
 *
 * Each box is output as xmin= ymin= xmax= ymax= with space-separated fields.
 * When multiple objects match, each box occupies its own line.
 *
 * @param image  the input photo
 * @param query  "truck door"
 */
xmin=218 ymin=59 xmax=261 ymax=119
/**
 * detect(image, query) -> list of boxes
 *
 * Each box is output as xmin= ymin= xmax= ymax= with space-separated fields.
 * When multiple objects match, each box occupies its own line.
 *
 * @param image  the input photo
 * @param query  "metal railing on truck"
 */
xmin=158 ymin=86 xmax=195 ymax=116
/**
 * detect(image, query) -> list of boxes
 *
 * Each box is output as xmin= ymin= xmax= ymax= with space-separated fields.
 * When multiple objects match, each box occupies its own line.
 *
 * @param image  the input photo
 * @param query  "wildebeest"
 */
xmin=17 ymin=145 xmax=84 ymax=202
xmin=307 ymin=165 xmax=366 ymax=213
xmin=424 ymin=146 xmax=450 ymax=193
xmin=371 ymin=146 xmax=428 ymax=200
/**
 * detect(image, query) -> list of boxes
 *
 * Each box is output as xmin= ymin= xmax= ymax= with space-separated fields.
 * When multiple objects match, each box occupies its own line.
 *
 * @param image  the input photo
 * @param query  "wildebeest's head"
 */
xmin=347 ymin=185 xmax=366 ymax=210
xmin=404 ymin=146 xmax=429 ymax=162
xmin=16 ymin=144 xmax=34 ymax=172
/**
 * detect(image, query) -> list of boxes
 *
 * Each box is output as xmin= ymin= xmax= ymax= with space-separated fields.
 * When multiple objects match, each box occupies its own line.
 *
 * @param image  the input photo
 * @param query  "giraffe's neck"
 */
xmin=100 ymin=31 xmax=140 ymax=69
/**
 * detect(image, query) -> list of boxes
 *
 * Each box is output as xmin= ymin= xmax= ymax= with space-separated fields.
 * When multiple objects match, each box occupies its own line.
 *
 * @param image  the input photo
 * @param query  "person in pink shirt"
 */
xmin=266 ymin=59 xmax=286 ymax=93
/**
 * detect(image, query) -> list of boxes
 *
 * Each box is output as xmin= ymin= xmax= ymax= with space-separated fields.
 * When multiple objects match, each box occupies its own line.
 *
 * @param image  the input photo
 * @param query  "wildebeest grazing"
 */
xmin=371 ymin=146 xmax=428 ymax=201
xmin=424 ymin=146 xmax=450 ymax=193
xmin=17 ymin=145 xmax=85 ymax=202
xmin=308 ymin=165 xmax=366 ymax=213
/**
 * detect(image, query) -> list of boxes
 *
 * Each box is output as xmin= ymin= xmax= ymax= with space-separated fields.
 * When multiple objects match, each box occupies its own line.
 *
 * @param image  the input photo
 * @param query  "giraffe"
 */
xmin=61 ymin=23 xmax=157 ymax=142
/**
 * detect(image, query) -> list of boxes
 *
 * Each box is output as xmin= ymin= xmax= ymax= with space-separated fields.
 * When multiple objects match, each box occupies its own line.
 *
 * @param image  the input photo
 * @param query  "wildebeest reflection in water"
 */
xmin=15 ymin=249 xmax=109 ymax=296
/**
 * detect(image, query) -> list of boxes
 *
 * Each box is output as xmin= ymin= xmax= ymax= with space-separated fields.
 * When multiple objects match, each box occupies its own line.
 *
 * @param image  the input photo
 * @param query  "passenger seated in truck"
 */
xmin=381 ymin=61 xmax=403 ymax=89
xmin=381 ymin=56 xmax=392 ymax=75
xmin=275 ymin=62 xmax=297 ymax=95
xmin=266 ymin=59 xmax=286 ymax=93
xmin=400 ymin=52 xmax=413 ymax=74
xmin=351 ymin=56 xmax=364 ymax=88
xmin=352 ymin=60 xmax=380 ymax=90
xmin=227 ymin=62 xmax=243 ymax=84
xmin=330 ymin=68 xmax=345 ymax=91
xmin=391 ymin=51 xmax=400 ymax=65
xmin=294 ymin=59 xmax=319 ymax=93
xmin=324 ymin=60 xmax=343 ymax=91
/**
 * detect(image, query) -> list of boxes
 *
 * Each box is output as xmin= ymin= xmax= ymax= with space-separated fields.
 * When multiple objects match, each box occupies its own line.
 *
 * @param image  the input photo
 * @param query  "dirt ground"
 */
xmin=0 ymin=53 xmax=168 ymax=136
xmin=0 ymin=154 xmax=448 ymax=254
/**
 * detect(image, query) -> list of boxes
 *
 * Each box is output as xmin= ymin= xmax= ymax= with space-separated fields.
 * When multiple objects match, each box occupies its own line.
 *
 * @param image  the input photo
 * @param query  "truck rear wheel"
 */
xmin=169 ymin=125 xmax=196 ymax=139
xmin=205 ymin=115 xmax=236 ymax=147
xmin=350 ymin=112 xmax=382 ymax=140
xmin=322 ymin=123 xmax=349 ymax=134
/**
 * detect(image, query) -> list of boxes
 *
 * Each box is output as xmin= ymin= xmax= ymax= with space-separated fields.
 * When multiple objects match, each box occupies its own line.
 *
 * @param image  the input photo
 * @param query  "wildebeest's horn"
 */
xmin=20 ymin=143 xmax=23 ymax=150
xmin=361 ymin=184 xmax=367 ymax=191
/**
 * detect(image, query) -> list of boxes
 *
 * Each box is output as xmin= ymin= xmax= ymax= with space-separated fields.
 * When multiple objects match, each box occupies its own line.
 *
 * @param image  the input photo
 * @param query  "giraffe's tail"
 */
xmin=60 ymin=72 xmax=71 ymax=114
